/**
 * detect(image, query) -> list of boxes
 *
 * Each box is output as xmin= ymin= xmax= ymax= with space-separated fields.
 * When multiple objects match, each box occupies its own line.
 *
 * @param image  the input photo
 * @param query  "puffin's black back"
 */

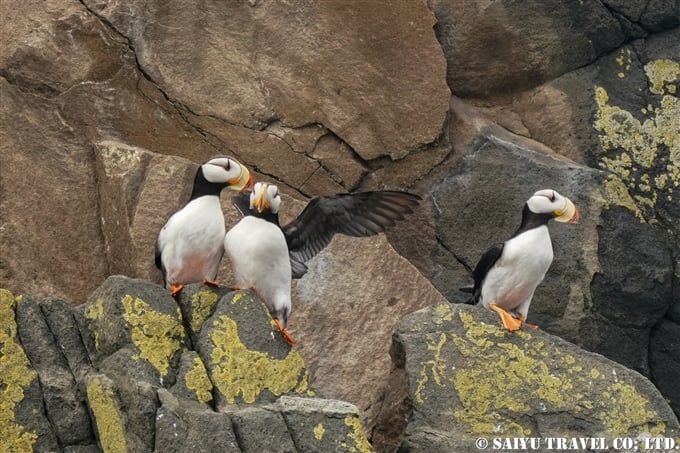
xmin=464 ymin=202 xmax=554 ymax=304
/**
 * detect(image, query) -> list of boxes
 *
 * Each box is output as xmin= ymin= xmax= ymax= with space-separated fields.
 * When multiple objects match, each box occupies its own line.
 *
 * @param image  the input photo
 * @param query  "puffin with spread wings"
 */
xmin=225 ymin=182 xmax=421 ymax=344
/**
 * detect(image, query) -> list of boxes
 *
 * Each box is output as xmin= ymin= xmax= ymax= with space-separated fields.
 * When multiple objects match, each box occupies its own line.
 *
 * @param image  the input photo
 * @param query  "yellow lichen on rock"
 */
xmin=413 ymin=309 xmax=669 ymax=438
xmin=594 ymin=58 xmax=680 ymax=223
xmin=343 ymin=416 xmax=375 ymax=453
xmin=122 ymin=295 xmax=186 ymax=376
xmin=414 ymin=332 xmax=448 ymax=404
xmin=189 ymin=290 xmax=220 ymax=333
xmin=313 ymin=422 xmax=325 ymax=441
xmin=600 ymin=381 xmax=667 ymax=437
xmin=84 ymin=298 xmax=105 ymax=350
xmin=185 ymin=356 xmax=213 ymax=404
xmin=86 ymin=377 xmax=127 ymax=453
xmin=645 ymin=59 xmax=680 ymax=95
xmin=209 ymin=315 xmax=310 ymax=404
xmin=0 ymin=289 xmax=38 ymax=452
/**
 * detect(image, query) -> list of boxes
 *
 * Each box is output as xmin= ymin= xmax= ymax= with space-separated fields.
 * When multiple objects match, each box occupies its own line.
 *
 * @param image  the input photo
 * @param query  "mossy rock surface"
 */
xmin=387 ymin=303 xmax=680 ymax=452
xmin=195 ymin=290 xmax=312 ymax=408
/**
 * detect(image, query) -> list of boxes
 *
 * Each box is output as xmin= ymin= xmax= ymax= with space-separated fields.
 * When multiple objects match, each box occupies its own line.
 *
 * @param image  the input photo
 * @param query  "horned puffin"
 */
xmin=155 ymin=156 xmax=253 ymax=296
xmin=465 ymin=189 xmax=579 ymax=331
xmin=225 ymin=182 xmax=421 ymax=344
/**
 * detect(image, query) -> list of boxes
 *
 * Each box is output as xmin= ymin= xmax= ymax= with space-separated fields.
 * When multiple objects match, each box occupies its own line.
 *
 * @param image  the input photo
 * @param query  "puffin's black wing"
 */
xmin=467 ymin=242 xmax=504 ymax=304
xmin=282 ymin=191 xmax=421 ymax=278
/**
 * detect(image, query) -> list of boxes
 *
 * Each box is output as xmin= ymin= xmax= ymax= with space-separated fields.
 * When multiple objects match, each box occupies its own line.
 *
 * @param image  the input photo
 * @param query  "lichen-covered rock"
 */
xmin=77 ymin=275 xmax=188 ymax=383
xmin=170 ymin=351 xmax=215 ymax=407
xmin=0 ymin=289 xmax=58 ymax=452
xmin=195 ymin=290 xmax=312 ymax=408
xmin=154 ymin=389 xmax=240 ymax=453
xmin=85 ymin=373 xmax=131 ymax=453
xmin=15 ymin=294 xmax=93 ymax=448
xmin=375 ymin=303 xmax=680 ymax=452
xmin=175 ymin=284 xmax=234 ymax=346
xmin=276 ymin=396 xmax=375 ymax=453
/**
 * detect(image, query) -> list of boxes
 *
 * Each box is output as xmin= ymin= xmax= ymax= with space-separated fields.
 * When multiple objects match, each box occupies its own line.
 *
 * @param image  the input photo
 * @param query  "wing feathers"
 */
xmin=283 ymin=191 xmax=421 ymax=274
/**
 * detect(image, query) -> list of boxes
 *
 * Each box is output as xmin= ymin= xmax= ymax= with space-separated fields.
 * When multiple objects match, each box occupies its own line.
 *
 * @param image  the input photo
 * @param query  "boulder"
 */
xmin=2 ymin=280 xmax=376 ymax=452
xmin=84 ymin=0 xmax=449 ymax=160
xmin=293 ymin=234 xmax=448 ymax=432
xmin=373 ymin=303 xmax=680 ymax=453
xmin=194 ymin=289 xmax=312 ymax=408
xmin=0 ymin=289 xmax=59 ymax=452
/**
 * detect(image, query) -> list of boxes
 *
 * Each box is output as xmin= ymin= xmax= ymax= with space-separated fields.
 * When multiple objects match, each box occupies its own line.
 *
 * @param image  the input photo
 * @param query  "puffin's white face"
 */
xmin=250 ymin=182 xmax=282 ymax=214
xmin=526 ymin=189 xmax=580 ymax=223
xmin=201 ymin=156 xmax=253 ymax=191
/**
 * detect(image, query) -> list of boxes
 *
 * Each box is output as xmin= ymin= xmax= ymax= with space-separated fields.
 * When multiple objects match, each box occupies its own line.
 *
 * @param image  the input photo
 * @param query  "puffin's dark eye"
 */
xmin=549 ymin=191 xmax=556 ymax=202
xmin=225 ymin=160 xmax=231 ymax=171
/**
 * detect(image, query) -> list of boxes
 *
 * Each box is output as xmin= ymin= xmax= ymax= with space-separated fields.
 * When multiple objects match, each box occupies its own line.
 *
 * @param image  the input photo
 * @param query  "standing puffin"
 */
xmin=225 ymin=182 xmax=421 ymax=344
xmin=465 ymin=189 xmax=579 ymax=331
xmin=155 ymin=156 xmax=253 ymax=296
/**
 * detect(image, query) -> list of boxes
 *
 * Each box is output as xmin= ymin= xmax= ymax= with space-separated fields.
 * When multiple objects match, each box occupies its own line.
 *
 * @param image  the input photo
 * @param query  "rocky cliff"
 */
xmin=2 ymin=279 xmax=376 ymax=452
xmin=3 ymin=281 xmax=678 ymax=452
xmin=1 ymin=0 xmax=679 ymax=447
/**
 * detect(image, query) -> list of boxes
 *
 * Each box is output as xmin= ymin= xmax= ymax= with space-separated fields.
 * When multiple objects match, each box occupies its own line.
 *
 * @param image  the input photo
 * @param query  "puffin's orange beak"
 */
xmin=253 ymin=190 xmax=266 ymax=213
xmin=228 ymin=164 xmax=253 ymax=191
xmin=555 ymin=197 xmax=579 ymax=224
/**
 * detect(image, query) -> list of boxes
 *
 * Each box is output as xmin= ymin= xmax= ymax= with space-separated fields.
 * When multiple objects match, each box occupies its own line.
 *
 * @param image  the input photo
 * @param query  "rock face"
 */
xmin=373 ymin=303 xmax=680 ymax=453
xmin=1 ymin=280 xmax=374 ymax=452
xmin=6 ymin=282 xmax=678 ymax=453
xmin=2 ymin=0 xmax=679 ymax=441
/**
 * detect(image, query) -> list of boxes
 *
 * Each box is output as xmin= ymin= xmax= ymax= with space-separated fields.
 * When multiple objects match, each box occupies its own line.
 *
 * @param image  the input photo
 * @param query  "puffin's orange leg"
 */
xmin=170 ymin=283 xmax=184 ymax=297
xmin=489 ymin=304 xmax=523 ymax=331
xmin=274 ymin=319 xmax=296 ymax=345
xmin=517 ymin=315 xmax=540 ymax=330
xmin=203 ymin=279 xmax=219 ymax=287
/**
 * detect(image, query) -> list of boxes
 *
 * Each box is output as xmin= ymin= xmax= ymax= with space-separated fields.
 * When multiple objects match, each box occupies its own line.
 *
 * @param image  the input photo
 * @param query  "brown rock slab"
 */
xmin=292 ymin=234 xmax=448 ymax=433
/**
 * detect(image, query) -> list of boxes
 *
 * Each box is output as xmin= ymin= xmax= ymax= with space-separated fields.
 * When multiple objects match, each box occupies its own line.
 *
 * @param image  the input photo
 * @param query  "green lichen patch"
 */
xmin=313 ymin=422 xmax=325 ymax=441
xmin=594 ymin=58 xmax=680 ymax=223
xmin=343 ymin=416 xmax=375 ymax=453
xmin=86 ymin=377 xmax=127 ymax=453
xmin=185 ymin=356 xmax=213 ymax=404
xmin=84 ymin=298 xmax=105 ymax=351
xmin=122 ymin=295 xmax=186 ymax=377
xmin=188 ymin=290 xmax=220 ymax=333
xmin=410 ymin=308 xmax=670 ymax=438
xmin=0 ymin=289 xmax=38 ymax=452
xmin=208 ymin=315 xmax=310 ymax=404
xmin=645 ymin=59 xmax=680 ymax=95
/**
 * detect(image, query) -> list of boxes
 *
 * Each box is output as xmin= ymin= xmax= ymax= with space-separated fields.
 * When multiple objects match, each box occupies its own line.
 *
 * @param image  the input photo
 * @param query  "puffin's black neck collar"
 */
xmin=248 ymin=209 xmax=280 ymax=226
xmin=513 ymin=204 xmax=553 ymax=237
xmin=189 ymin=167 xmax=227 ymax=200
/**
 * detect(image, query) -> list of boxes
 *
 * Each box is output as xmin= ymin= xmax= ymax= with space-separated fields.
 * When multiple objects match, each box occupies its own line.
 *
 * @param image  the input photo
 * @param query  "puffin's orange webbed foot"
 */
xmin=274 ymin=319 xmax=296 ymax=345
xmin=517 ymin=315 xmax=540 ymax=330
xmin=203 ymin=279 xmax=219 ymax=287
xmin=489 ymin=304 xmax=522 ymax=331
xmin=170 ymin=284 xmax=184 ymax=297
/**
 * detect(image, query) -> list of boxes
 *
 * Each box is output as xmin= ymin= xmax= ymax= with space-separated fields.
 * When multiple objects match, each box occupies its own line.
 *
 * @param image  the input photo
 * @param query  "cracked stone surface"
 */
xmin=2 ymin=0 xmax=680 ymax=448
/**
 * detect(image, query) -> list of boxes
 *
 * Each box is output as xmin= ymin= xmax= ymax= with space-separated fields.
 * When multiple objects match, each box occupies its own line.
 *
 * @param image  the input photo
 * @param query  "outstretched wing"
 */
xmin=282 ymin=191 xmax=421 ymax=277
xmin=467 ymin=242 xmax=504 ymax=304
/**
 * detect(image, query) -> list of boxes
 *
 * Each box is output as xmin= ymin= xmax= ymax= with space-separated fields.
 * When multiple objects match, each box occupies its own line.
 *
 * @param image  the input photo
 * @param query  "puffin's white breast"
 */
xmin=224 ymin=216 xmax=292 ymax=313
xmin=159 ymin=196 xmax=225 ymax=284
xmin=481 ymin=225 xmax=554 ymax=311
